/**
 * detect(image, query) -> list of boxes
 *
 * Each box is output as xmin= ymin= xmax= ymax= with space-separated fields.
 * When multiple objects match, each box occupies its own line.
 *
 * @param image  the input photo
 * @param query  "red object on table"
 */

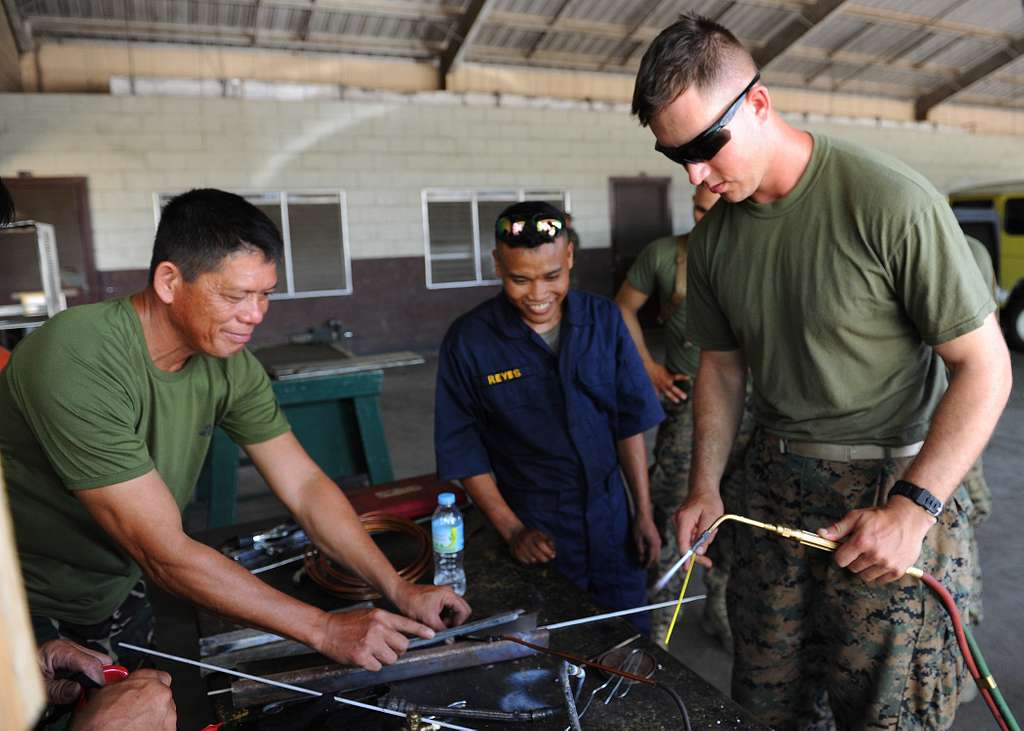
xmin=76 ymin=664 xmax=129 ymax=710
xmin=346 ymin=473 xmax=466 ymax=521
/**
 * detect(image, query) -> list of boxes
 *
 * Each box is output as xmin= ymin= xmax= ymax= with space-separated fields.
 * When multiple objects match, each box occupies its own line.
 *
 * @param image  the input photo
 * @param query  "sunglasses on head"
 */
xmin=495 ymin=214 xmax=564 ymax=245
xmin=655 ymin=73 xmax=761 ymax=166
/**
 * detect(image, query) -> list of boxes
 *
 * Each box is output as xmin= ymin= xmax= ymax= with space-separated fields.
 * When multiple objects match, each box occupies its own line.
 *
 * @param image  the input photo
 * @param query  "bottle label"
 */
xmin=432 ymin=522 xmax=464 ymax=554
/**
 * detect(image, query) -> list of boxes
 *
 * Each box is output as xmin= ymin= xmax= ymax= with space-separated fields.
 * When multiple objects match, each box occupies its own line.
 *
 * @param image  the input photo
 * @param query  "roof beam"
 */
xmin=296 ymin=0 xmax=317 ymax=41
xmin=915 ymin=33 xmax=1024 ymax=119
xmin=251 ymin=0 xmax=262 ymax=45
xmin=751 ymin=0 xmax=848 ymax=68
xmin=2 ymin=0 xmax=33 ymax=52
xmin=831 ymin=0 xmax=968 ymax=90
xmin=525 ymin=0 xmax=572 ymax=60
xmin=283 ymin=0 xmax=460 ymax=21
xmin=841 ymin=3 xmax=1010 ymax=42
xmin=802 ymin=21 xmax=873 ymax=84
xmin=832 ymin=28 xmax=933 ymax=92
xmin=27 ymin=16 xmax=444 ymax=57
xmin=598 ymin=0 xmax=672 ymax=71
xmin=438 ymin=0 xmax=496 ymax=84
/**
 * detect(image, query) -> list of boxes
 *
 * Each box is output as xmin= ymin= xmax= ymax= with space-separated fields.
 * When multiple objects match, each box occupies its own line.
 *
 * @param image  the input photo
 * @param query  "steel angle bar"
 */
xmin=230 ymin=629 xmax=550 ymax=708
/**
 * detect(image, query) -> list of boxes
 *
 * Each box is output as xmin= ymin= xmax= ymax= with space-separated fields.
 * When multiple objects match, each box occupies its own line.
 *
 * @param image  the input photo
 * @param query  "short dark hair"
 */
xmin=494 ymin=201 xmax=568 ymax=250
xmin=150 ymin=188 xmax=284 ymax=284
xmin=0 ymin=178 xmax=14 ymax=226
xmin=632 ymin=14 xmax=754 ymax=127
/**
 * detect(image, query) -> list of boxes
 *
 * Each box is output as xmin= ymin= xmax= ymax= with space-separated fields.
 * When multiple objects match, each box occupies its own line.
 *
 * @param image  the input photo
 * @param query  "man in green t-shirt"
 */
xmin=616 ymin=186 xmax=739 ymax=648
xmin=0 ymin=189 xmax=470 ymax=673
xmin=632 ymin=15 xmax=1011 ymax=731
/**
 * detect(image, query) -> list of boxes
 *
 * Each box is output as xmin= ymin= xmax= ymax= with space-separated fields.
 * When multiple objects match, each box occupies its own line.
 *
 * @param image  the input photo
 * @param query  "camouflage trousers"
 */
xmin=31 ymin=578 xmax=155 ymax=671
xmin=961 ymin=458 xmax=990 ymax=626
xmin=649 ymin=379 xmax=755 ymax=645
xmin=730 ymin=429 xmax=975 ymax=731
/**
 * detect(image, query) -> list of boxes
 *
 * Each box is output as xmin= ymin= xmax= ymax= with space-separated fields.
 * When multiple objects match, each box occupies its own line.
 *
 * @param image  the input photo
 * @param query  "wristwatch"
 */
xmin=888 ymin=479 xmax=943 ymax=519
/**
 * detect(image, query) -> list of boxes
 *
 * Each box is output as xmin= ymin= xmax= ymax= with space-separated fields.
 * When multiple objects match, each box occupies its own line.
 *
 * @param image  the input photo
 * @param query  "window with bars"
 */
xmin=421 ymin=189 xmax=570 ymax=289
xmin=153 ymin=190 xmax=352 ymax=298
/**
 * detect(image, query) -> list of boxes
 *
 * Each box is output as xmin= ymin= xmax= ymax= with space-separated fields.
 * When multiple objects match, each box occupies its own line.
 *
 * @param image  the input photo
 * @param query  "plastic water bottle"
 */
xmin=431 ymin=492 xmax=466 ymax=596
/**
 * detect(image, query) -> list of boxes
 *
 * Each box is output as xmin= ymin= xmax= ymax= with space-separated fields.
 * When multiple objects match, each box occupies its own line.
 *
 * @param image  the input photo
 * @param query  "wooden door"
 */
xmin=609 ymin=176 xmax=673 ymax=324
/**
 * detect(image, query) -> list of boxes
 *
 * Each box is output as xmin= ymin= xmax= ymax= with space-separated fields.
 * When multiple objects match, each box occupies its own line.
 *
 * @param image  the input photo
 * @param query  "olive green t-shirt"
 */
xmin=965 ymin=234 xmax=997 ymax=299
xmin=687 ymin=134 xmax=995 ymax=445
xmin=626 ymin=236 xmax=701 ymax=377
xmin=0 ymin=297 xmax=291 ymax=624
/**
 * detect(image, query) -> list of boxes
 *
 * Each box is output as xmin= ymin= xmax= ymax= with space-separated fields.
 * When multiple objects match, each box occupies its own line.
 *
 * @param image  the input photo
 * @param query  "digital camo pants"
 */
xmin=730 ymin=429 xmax=975 ymax=731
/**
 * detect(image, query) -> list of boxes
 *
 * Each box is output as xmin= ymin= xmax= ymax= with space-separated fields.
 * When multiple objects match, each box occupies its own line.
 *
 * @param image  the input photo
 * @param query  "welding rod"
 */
xmin=539 ymin=595 xmax=705 ymax=631
xmin=652 ymin=530 xmax=713 ymax=593
xmin=117 ymin=642 xmax=477 ymax=731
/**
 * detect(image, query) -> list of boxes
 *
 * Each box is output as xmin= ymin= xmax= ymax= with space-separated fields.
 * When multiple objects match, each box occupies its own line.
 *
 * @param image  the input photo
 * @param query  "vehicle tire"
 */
xmin=1003 ymin=294 xmax=1024 ymax=353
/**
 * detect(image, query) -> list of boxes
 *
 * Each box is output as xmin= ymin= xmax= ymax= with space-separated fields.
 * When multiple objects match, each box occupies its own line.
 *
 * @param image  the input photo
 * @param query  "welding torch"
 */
xmin=656 ymin=513 xmax=1019 ymax=731
xmin=654 ymin=512 xmax=922 ymax=594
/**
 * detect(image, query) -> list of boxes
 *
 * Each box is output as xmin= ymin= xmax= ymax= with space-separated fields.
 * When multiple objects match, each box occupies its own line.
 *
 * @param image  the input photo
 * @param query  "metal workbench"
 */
xmin=153 ymin=510 xmax=768 ymax=730
xmin=193 ymin=369 xmax=395 ymax=528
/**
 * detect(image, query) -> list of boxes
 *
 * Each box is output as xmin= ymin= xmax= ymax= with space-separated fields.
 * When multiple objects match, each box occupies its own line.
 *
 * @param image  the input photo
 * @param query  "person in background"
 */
xmin=435 ymin=201 xmax=663 ymax=630
xmin=616 ymin=185 xmax=742 ymax=649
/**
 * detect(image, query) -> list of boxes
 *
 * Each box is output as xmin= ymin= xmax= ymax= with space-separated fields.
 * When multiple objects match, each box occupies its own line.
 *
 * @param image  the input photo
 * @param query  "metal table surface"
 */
xmin=153 ymin=511 xmax=767 ymax=730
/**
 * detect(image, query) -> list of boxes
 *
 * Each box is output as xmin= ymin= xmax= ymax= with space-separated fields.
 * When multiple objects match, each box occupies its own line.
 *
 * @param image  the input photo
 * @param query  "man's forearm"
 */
xmin=616 ymin=433 xmax=653 ymax=517
xmin=617 ymin=302 xmax=655 ymax=367
xmin=460 ymin=473 xmax=524 ymax=542
xmin=902 ymin=341 xmax=1011 ymax=503
xmin=140 ymin=536 xmax=329 ymax=649
xmin=689 ymin=353 xmax=746 ymax=496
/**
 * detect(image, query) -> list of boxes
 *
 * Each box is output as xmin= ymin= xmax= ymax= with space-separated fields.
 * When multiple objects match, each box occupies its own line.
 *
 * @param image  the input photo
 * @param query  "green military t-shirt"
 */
xmin=686 ymin=134 xmax=994 ymax=445
xmin=965 ymin=234 xmax=997 ymax=299
xmin=0 ymin=297 xmax=291 ymax=624
xmin=626 ymin=236 xmax=701 ymax=377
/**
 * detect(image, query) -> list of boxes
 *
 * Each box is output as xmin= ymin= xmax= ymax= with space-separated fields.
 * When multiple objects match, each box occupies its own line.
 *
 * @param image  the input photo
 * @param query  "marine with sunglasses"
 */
xmin=434 ymin=201 xmax=664 ymax=630
xmin=632 ymin=14 xmax=1011 ymax=731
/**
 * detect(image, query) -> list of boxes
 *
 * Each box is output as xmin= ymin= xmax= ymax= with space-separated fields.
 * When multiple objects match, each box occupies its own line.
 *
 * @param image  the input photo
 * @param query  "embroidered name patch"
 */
xmin=486 ymin=368 xmax=522 ymax=385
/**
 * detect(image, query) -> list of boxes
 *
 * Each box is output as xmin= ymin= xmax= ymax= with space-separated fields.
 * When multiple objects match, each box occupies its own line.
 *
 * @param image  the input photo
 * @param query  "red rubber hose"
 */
xmin=917 ymin=571 xmax=1007 ymax=731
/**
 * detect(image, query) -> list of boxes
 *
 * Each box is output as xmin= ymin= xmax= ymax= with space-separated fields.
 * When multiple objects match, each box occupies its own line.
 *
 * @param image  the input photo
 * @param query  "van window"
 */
xmin=953 ymin=199 xmax=994 ymax=209
xmin=1006 ymin=198 xmax=1024 ymax=235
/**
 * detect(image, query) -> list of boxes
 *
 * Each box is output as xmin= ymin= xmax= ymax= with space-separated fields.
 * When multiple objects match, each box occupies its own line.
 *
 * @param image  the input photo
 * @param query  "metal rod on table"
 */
xmin=407 ymin=609 xmax=525 ymax=650
xmin=539 ymin=595 xmax=705 ymax=631
xmin=251 ymin=554 xmax=306 ymax=575
xmin=118 ymin=642 xmax=477 ymax=731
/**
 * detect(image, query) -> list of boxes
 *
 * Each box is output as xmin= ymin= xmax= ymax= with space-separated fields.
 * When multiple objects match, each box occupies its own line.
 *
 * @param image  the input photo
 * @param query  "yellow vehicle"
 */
xmin=949 ymin=182 xmax=1024 ymax=351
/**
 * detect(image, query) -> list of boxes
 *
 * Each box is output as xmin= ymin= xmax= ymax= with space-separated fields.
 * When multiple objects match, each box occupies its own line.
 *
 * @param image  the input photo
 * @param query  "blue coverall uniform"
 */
xmin=434 ymin=290 xmax=664 ymax=624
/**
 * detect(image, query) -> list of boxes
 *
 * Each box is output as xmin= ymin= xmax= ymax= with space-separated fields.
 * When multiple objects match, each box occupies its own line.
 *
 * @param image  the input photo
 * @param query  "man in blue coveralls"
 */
xmin=434 ymin=201 xmax=664 ymax=627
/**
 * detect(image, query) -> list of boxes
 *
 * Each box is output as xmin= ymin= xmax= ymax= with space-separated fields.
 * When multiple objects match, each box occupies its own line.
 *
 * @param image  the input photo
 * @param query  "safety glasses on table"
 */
xmin=654 ymin=73 xmax=761 ymax=165
xmin=495 ymin=214 xmax=565 ymax=246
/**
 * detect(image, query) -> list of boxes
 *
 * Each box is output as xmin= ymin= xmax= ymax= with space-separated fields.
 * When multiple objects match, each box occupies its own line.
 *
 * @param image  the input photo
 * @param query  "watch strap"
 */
xmin=888 ymin=479 xmax=943 ymax=518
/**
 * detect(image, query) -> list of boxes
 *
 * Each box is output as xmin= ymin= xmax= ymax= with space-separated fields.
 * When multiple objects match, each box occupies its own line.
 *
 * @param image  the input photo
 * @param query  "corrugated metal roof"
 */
xmin=7 ymin=0 xmax=1024 ymax=114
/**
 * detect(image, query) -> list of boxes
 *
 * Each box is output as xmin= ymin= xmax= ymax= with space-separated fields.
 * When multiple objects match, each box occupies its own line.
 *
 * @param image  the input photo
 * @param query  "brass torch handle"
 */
xmin=711 ymin=514 xmax=923 ymax=578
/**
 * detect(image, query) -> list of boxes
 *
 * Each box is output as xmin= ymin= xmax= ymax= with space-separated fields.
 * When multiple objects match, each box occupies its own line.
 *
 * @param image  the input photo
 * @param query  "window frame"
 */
xmin=421 ymin=188 xmax=571 ymax=290
xmin=152 ymin=189 xmax=353 ymax=299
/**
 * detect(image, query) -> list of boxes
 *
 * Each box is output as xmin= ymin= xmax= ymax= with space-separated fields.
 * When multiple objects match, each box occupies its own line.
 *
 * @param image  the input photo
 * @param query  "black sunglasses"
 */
xmin=655 ymin=73 xmax=761 ymax=165
xmin=495 ymin=214 xmax=564 ymax=246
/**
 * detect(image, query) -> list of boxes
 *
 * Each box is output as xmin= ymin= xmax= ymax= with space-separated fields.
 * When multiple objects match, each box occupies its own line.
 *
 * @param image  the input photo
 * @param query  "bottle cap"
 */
xmin=438 ymin=492 xmax=455 ymax=507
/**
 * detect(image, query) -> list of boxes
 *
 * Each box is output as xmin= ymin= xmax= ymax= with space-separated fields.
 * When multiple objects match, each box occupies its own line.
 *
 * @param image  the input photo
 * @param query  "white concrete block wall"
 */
xmin=3 ymin=92 xmax=1024 ymax=274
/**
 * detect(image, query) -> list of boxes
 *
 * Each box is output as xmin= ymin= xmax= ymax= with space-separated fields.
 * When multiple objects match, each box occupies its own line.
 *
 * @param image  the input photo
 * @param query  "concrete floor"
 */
xmin=227 ymin=347 xmax=1023 ymax=729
